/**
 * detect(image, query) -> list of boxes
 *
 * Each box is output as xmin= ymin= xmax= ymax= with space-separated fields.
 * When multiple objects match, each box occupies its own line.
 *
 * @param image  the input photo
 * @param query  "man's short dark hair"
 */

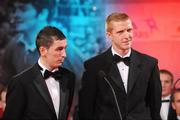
xmin=36 ymin=26 xmax=66 ymax=53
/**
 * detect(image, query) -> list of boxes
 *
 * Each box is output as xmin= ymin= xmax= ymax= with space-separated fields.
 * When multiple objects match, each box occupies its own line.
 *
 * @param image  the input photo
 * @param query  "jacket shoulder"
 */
xmin=84 ymin=50 xmax=108 ymax=70
xmin=12 ymin=64 xmax=36 ymax=81
xmin=60 ymin=67 xmax=75 ymax=80
xmin=132 ymin=49 xmax=158 ymax=63
xmin=60 ymin=67 xmax=75 ymax=86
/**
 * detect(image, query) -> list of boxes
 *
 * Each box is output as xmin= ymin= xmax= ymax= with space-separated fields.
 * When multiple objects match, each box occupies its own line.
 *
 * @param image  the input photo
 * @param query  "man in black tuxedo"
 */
xmin=3 ymin=26 xmax=75 ymax=120
xmin=79 ymin=12 xmax=162 ymax=120
xmin=160 ymin=69 xmax=176 ymax=120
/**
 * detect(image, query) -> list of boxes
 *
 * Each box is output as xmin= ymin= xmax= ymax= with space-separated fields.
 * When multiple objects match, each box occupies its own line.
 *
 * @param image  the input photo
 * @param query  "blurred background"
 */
xmin=0 ymin=0 xmax=180 ymax=119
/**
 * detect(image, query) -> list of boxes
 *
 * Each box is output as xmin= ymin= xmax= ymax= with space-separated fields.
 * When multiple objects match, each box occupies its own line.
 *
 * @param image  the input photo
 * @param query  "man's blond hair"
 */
xmin=106 ymin=12 xmax=130 ymax=32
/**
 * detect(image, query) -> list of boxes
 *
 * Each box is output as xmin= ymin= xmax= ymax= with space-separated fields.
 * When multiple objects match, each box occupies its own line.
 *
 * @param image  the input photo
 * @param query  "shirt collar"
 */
xmin=162 ymin=95 xmax=171 ymax=100
xmin=38 ymin=58 xmax=58 ymax=76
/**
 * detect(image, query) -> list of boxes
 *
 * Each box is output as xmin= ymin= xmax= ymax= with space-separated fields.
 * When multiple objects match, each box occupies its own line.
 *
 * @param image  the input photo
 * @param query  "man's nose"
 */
xmin=161 ymin=82 xmax=165 ymax=87
xmin=122 ymin=31 xmax=130 ymax=39
xmin=61 ymin=50 xmax=66 ymax=58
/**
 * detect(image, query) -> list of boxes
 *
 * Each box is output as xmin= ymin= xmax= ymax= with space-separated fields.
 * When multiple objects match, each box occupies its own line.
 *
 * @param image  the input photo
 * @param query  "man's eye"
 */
xmin=127 ymin=28 xmax=132 ymax=32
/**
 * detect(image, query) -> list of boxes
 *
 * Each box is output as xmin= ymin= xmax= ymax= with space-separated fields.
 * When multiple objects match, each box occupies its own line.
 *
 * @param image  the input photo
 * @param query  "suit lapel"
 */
xmin=32 ymin=64 xmax=56 ymax=115
xmin=127 ymin=49 xmax=142 ymax=94
xmin=33 ymin=65 xmax=71 ymax=119
xmin=103 ymin=48 xmax=126 ymax=93
xmin=108 ymin=63 xmax=126 ymax=93
xmin=103 ymin=48 xmax=142 ymax=94
xmin=58 ymin=69 xmax=70 ymax=119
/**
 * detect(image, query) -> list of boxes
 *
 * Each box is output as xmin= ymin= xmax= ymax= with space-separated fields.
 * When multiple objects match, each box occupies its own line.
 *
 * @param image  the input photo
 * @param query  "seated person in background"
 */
xmin=1 ymin=0 xmax=55 ymax=91
xmin=172 ymin=87 xmax=180 ymax=120
xmin=160 ymin=69 xmax=176 ymax=120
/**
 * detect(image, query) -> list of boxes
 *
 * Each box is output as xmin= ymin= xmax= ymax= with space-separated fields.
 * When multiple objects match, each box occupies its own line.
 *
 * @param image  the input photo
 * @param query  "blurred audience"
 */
xmin=0 ymin=0 xmax=105 ymax=119
xmin=0 ymin=0 xmax=55 ymax=91
xmin=0 ymin=0 xmax=14 ymax=93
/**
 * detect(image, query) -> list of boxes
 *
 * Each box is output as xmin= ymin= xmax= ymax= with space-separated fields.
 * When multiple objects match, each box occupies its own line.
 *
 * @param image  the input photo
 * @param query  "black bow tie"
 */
xmin=113 ymin=54 xmax=130 ymax=66
xmin=44 ymin=69 xmax=62 ymax=80
xmin=161 ymin=99 xmax=170 ymax=103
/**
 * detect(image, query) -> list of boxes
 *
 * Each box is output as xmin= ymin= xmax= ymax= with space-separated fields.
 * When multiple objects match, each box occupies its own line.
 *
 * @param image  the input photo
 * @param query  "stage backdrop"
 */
xmin=105 ymin=1 xmax=180 ymax=81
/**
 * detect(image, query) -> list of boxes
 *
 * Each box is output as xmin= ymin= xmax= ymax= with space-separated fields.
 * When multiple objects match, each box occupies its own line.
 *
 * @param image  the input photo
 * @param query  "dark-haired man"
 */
xmin=3 ymin=26 xmax=75 ymax=120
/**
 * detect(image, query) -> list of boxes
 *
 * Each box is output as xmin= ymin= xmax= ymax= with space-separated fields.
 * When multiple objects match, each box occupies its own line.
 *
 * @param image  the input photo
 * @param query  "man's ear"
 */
xmin=106 ymin=31 xmax=111 ymax=38
xmin=106 ymin=31 xmax=112 ymax=42
xmin=39 ymin=46 xmax=47 ymax=56
xmin=172 ymin=102 xmax=176 ymax=110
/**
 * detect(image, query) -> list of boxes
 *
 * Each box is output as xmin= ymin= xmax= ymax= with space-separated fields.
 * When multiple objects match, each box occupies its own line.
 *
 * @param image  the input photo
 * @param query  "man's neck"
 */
xmin=39 ymin=57 xmax=53 ymax=71
xmin=112 ymin=47 xmax=130 ymax=57
xmin=162 ymin=95 xmax=171 ymax=100
xmin=112 ymin=47 xmax=131 ymax=57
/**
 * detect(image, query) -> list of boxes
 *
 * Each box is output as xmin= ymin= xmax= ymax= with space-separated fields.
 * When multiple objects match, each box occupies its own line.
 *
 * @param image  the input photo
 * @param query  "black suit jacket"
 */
xmin=79 ymin=48 xmax=162 ymax=120
xmin=3 ymin=63 xmax=75 ymax=120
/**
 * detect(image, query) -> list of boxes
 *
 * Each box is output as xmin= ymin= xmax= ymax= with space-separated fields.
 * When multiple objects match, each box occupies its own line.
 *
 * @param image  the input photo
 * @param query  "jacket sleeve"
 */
xmin=78 ymin=64 xmax=97 ymax=120
xmin=146 ymin=61 xmax=162 ymax=120
xmin=3 ymin=77 xmax=26 ymax=120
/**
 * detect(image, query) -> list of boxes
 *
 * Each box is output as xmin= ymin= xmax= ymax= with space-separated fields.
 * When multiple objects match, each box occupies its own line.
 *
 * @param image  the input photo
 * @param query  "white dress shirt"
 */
xmin=177 ymin=116 xmax=180 ymax=120
xmin=112 ymin=48 xmax=131 ymax=93
xmin=38 ymin=59 xmax=60 ymax=118
xmin=160 ymin=95 xmax=171 ymax=120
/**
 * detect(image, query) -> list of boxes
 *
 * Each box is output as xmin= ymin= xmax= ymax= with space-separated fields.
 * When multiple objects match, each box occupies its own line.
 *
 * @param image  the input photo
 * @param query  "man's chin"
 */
xmin=122 ymin=47 xmax=131 ymax=51
xmin=58 ymin=62 xmax=63 ymax=67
